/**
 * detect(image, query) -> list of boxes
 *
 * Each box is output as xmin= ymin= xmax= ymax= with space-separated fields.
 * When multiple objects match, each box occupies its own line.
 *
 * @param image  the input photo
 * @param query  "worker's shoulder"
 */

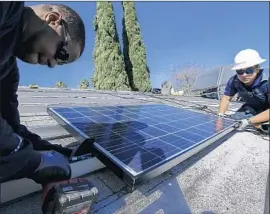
xmin=226 ymin=74 xmax=237 ymax=86
xmin=261 ymin=69 xmax=269 ymax=82
xmin=0 ymin=2 xmax=24 ymax=23
xmin=0 ymin=2 xmax=24 ymax=80
xmin=260 ymin=70 xmax=269 ymax=92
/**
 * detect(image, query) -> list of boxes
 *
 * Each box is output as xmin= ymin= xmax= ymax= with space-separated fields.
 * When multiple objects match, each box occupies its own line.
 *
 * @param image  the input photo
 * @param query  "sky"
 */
xmin=20 ymin=1 xmax=269 ymax=89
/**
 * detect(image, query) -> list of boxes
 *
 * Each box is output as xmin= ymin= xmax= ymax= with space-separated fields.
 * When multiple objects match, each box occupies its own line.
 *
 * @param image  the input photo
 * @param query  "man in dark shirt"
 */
xmin=0 ymin=2 xmax=86 ymax=185
xmin=217 ymin=49 xmax=269 ymax=131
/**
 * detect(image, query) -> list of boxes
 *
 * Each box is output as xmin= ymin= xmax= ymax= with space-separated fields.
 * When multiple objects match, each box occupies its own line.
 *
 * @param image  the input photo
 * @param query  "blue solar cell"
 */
xmin=109 ymin=123 xmax=129 ymax=132
xmin=60 ymin=112 xmax=83 ymax=119
xmin=186 ymin=127 xmax=215 ymax=138
xmin=151 ymin=116 xmax=173 ymax=123
xmin=95 ymin=133 xmax=123 ymax=144
xmin=183 ymin=118 xmax=209 ymax=126
xmin=104 ymin=139 xmax=133 ymax=151
xmin=137 ymin=112 xmax=155 ymax=118
xmin=123 ymin=154 xmax=163 ymax=173
xmin=48 ymin=104 xmax=236 ymax=187
xmin=111 ymin=145 xmax=145 ymax=161
xmin=74 ymin=110 xmax=101 ymax=117
xmin=120 ymin=130 xmax=153 ymax=142
xmin=87 ymin=115 xmax=116 ymax=123
xmin=138 ymin=126 xmax=168 ymax=138
xmin=165 ymin=121 xmax=190 ymax=130
xmin=153 ymin=124 xmax=180 ymax=133
xmin=76 ymin=123 xmax=108 ymax=137
xmin=136 ymin=117 xmax=161 ymax=126
xmin=110 ymin=114 xmax=133 ymax=121
xmin=142 ymin=139 xmax=181 ymax=159
xmin=121 ymin=113 xmax=141 ymax=120
xmin=125 ymin=121 xmax=149 ymax=130
xmin=160 ymin=134 xmax=192 ymax=147
xmin=53 ymin=107 xmax=74 ymax=113
xmin=174 ymin=130 xmax=206 ymax=142
xmin=68 ymin=117 xmax=93 ymax=124
xmin=159 ymin=134 xmax=183 ymax=144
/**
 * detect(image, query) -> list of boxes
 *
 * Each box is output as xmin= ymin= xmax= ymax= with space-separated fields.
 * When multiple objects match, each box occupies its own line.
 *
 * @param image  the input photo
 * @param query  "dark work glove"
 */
xmin=28 ymin=150 xmax=71 ymax=186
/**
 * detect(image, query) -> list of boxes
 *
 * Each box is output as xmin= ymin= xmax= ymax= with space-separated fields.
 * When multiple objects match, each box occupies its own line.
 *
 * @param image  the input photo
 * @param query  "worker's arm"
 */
xmin=249 ymin=78 xmax=270 ymax=124
xmin=217 ymin=76 xmax=237 ymax=115
xmin=1 ymin=60 xmax=72 ymax=158
xmin=218 ymin=95 xmax=234 ymax=114
xmin=0 ymin=58 xmax=24 ymax=157
xmin=0 ymin=2 xmax=26 ymax=157
xmin=1 ymin=63 xmax=71 ymax=182
xmin=249 ymin=79 xmax=269 ymax=124
xmin=249 ymin=109 xmax=270 ymax=124
xmin=0 ymin=117 xmax=23 ymax=157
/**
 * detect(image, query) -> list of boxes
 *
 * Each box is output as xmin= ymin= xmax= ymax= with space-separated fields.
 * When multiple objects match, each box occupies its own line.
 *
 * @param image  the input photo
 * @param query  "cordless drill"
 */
xmin=41 ymin=177 xmax=98 ymax=214
xmin=36 ymin=139 xmax=98 ymax=214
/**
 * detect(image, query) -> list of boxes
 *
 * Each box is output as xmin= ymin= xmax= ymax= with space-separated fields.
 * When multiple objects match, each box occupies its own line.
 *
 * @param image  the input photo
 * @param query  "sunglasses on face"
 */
xmin=54 ymin=21 xmax=70 ymax=64
xmin=236 ymin=67 xmax=256 ymax=75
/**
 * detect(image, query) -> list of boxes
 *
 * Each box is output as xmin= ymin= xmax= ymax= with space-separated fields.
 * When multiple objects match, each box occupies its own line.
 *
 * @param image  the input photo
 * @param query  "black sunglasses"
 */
xmin=54 ymin=21 xmax=70 ymax=64
xmin=236 ymin=67 xmax=255 ymax=75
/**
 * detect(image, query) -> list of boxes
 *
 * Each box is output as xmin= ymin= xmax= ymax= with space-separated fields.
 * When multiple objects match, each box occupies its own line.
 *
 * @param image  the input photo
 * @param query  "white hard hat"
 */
xmin=231 ymin=49 xmax=266 ymax=70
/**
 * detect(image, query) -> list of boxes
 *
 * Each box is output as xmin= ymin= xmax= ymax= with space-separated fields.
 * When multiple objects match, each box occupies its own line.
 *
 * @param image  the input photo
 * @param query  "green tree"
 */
xmin=55 ymin=81 xmax=67 ymax=88
xmin=29 ymin=84 xmax=38 ymax=89
xmin=92 ymin=1 xmax=130 ymax=91
xmin=79 ymin=79 xmax=90 ymax=89
xmin=122 ymin=1 xmax=151 ymax=92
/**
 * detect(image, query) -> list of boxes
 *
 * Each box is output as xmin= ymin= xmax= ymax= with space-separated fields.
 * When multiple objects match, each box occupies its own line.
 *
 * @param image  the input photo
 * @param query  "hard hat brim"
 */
xmin=231 ymin=59 xmax=267 ymax=70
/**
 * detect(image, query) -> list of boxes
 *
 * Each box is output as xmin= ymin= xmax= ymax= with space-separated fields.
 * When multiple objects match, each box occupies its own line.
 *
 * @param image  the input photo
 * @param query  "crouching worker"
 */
xmin=0 ymin=2 xmax=97 ymax=213
xmin=217 ymin=49 xmax=269 ymax=133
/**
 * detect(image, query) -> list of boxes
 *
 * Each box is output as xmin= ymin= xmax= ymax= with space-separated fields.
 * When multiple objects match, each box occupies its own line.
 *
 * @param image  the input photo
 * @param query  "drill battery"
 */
xmin=42 ymin=178 xmax=98 ymax=214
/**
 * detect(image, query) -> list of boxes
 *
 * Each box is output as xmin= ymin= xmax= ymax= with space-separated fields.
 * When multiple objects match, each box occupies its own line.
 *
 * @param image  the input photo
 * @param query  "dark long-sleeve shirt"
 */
xmin=0 ymin=2 xmax=25 ymax=156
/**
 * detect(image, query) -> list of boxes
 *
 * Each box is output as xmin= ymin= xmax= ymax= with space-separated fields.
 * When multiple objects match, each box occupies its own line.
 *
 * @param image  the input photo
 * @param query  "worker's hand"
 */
xmin=215 ymin=117 xmax=224 ymax=132
xmin=215 ymin=112 xmax=225 ymax=132
xmin=28 ymin=151 xmax=71 ymax=185
xmin=236 ymin=119 xmax=251 ymax=130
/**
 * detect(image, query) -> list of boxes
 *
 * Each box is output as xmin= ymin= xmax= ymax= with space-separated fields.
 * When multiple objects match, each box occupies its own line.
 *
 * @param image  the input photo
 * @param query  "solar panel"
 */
xmin=218 ymin=66 xmax=236 ymax=87
xmin=192 ymin=67 xmax=221 ymax=91
xmin=48 ymin=104 xmax=236 ymax=190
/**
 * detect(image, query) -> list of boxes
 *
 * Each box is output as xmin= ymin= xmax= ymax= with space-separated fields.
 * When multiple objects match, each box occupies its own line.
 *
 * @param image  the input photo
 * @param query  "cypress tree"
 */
xmin=92 ymin=2 xmax=130 ymax=91
xmin=122 ymin=1 xmax=152 ymax=92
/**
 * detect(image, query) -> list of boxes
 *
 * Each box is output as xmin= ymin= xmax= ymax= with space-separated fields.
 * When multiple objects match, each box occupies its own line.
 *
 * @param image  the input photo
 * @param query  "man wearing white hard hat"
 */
xmin=217 ymin=49 xmax=269 ymax=132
